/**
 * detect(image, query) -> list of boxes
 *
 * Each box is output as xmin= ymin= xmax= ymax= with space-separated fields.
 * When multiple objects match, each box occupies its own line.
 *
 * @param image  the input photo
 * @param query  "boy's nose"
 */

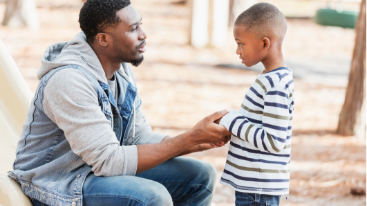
xmin=236 ymin=47 xmax=241 ymax=55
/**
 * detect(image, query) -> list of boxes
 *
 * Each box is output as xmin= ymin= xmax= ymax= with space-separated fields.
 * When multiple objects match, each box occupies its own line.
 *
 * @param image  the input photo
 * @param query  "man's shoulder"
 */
xmin=45 ymin=68 xmax=94 ymax=89
xmin=43 ymin=68 xmax=97 ymax=101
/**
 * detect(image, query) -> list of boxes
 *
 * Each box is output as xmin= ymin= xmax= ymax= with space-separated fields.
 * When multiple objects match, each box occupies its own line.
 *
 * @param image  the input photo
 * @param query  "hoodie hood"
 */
xmin=38 ymin=32 xmax=131 ymax=85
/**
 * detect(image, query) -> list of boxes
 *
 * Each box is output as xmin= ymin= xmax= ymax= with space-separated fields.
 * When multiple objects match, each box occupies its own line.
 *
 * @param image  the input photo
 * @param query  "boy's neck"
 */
xmin=261 ymin=47 xmax=286 ymax=74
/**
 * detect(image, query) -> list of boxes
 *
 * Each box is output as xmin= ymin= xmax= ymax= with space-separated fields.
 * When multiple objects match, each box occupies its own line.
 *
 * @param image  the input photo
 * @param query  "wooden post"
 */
xmin=2 ymin=0 xmax=39 ymax=29
xmin=190 ymin=0 xmax=210 ymax=48
xmin=190 ymin=0 xmax=230 ymax=48
xmin=210 ymin=0 xmax=229 ymax=47
xmin=336 ymin=0 xmax=366 ymax=138
xmin=231 ymin=0 xmax=257 ymax=22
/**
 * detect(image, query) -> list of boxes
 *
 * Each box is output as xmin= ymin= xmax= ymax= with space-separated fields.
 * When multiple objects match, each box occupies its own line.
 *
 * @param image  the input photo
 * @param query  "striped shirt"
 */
xmin=219 ymin=67 xmax=294 ymax=195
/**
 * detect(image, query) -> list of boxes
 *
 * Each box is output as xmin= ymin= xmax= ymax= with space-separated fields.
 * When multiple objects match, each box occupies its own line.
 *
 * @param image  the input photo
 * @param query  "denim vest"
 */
xmin=9 ymin=64 xmax=141 ymax=206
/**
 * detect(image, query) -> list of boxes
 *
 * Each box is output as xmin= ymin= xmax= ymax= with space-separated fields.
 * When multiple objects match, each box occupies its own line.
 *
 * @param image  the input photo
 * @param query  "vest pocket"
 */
xmin=100 ymin=97 xmax=112 ymax=121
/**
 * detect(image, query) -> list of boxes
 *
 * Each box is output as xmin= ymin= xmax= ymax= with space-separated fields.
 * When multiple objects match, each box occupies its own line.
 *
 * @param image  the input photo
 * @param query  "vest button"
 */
xmin=76 ymin=174 xmax=81 ymax=178
xmin=72 ymin=202 xmax=76 ymax=206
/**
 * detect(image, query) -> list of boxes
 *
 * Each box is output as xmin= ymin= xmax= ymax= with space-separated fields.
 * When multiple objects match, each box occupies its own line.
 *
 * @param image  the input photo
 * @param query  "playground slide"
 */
xmin=0 ymin=38 xmax=32 ymax=205
xmin=0 ymin=38 xmax=32 ymax=175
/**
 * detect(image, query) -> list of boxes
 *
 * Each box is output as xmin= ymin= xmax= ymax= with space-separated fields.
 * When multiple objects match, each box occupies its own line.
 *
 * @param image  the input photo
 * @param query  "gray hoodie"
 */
xmin=38 ymin=32 xmax=166 ymax=176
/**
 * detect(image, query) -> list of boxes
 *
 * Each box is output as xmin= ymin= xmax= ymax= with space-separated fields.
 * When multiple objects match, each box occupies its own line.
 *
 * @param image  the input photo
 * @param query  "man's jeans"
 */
xmin=32 ymin=157 xmax=216 ymax=206
xmin=235 ymin=191 xmax=280 ymax=206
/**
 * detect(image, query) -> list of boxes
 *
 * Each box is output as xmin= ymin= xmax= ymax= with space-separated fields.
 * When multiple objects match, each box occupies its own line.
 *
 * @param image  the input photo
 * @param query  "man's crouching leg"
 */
xmin=136 ymin=157 xmax=217 ymax=206
xmin=83 ymin=173 xmax=173 ymax=206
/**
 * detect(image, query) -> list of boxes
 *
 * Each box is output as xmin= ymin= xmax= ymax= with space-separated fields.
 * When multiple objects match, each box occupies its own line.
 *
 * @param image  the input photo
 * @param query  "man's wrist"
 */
xmin=162 ymin=133 xmax=196 ymax=151
xmin=180 ymin=130 xmax=198 ymax=149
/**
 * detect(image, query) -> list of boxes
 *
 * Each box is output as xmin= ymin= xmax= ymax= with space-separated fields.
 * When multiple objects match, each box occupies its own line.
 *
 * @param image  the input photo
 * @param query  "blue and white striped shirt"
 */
xmin=219 ymin=67 xmax=294 ymax=195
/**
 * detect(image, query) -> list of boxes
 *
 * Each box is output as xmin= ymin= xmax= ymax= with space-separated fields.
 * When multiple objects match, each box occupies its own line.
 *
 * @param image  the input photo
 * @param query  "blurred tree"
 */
xmin=337 ymin=0 xmax=366 ymax=138
xmin=2 ymin=0 xmax=39 ymax=29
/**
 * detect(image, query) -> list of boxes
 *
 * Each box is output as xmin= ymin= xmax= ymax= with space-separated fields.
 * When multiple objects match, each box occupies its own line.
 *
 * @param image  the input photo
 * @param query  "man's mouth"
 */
xmin=137 ymin=41 xmax=146 ymax=53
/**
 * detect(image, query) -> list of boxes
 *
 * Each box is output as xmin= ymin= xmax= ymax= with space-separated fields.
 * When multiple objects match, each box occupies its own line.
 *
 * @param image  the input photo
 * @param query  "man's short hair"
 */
xmin=235 ymin=3 xmax=287 ymax=40
xmin=79 ymin=0 xmax=131 ymax=43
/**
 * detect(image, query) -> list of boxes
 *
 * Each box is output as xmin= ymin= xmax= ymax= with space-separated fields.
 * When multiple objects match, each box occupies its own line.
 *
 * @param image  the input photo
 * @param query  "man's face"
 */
xmin=233 ymin=26 xmax=265 ymax=67
xmin=107 ymin=5 xmax=146 ymax=66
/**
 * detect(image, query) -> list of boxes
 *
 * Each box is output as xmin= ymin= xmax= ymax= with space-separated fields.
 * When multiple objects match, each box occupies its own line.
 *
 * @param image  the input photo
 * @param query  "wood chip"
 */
xmin=351 ymin=187 xmax=366 ymax=196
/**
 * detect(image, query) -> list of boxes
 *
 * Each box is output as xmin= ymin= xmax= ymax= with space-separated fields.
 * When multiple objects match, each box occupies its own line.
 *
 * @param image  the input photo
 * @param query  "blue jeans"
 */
xmin=235 ymin=191 xmax=280 ymax=206
xmin=32 ymin=157 xmax=216 ymax=206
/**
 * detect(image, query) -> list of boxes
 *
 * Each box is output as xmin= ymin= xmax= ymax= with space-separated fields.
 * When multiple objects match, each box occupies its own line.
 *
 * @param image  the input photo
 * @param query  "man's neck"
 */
xmin=98 ymin=55 xmax=121 ymax=80
xmin=261 ymin=46 xmax=286 ymax=74
xmin=90 ymin=43 xmax=121 ymax=80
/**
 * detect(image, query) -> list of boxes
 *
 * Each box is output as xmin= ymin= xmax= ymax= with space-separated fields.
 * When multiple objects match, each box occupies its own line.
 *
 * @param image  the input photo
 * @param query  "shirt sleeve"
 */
xmin=43 ymin=68 xmax=137 ymax=176
xmin=220 ymin=86 xmax=291 ymax=153
xmin=132 ymin=103 xmax=168 ymax=145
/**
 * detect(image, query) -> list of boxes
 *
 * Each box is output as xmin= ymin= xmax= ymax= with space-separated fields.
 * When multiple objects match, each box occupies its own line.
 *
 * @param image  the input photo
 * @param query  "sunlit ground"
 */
xmin=0 ymin=0 xmax=365 ymax=205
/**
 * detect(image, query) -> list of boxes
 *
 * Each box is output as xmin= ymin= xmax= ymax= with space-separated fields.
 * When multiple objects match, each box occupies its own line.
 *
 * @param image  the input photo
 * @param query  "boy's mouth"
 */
xmin=239 ymin=56 xmax=245 ymax=64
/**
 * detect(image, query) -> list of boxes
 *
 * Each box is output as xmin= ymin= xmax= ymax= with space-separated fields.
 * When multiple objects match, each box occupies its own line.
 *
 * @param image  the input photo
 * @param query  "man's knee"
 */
xmin=144 ymin=182 xmax=173 ymax=206
xmin=197 ymin=161 xmax=217 ymax=191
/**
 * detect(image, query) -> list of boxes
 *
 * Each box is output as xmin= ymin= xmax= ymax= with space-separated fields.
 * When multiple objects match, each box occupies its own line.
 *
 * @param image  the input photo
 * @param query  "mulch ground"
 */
xmin=0 ymin=0 xmax=365 ymax=205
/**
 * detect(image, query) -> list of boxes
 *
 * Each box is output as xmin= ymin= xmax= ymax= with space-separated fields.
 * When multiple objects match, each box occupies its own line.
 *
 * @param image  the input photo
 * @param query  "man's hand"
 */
xmin=185 ymin=110 xmax=232 ymax=148
xmin=136 ymin=110 xmax=232 ymax=174
xmin=212 ymin=111 xmax=231 ymax=147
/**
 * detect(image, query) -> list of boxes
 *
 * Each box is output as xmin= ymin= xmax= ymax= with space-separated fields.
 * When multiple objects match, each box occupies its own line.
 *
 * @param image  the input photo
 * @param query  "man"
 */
xmin=8 ymin=0 xmax=231 ymax=205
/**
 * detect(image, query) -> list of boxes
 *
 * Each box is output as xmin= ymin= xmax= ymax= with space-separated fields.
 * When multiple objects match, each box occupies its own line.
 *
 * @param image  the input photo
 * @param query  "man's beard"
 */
xmin=112 ymin=39 xmax=145 ymax=67
xmin=130 ymin=56 xmax=144 ymax=67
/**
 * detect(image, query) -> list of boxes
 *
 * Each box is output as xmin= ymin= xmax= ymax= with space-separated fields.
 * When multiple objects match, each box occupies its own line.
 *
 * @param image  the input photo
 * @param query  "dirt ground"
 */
xmin=0 ymin=0 xmax=365 ymax=205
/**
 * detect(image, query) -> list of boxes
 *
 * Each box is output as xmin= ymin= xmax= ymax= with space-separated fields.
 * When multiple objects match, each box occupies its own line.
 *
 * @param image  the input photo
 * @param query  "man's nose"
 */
xmin=139 ymin=28 xmax=147 ymax=40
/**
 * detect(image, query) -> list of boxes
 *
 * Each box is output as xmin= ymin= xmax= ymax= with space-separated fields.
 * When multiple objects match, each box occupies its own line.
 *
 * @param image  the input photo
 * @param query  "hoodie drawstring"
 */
xmin=132 ymin=98 xmax=136 ymax=143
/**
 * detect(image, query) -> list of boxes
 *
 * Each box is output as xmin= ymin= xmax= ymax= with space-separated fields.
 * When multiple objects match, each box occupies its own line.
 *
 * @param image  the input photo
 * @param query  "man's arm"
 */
xmin=43 ymin=69 xmax=231 ymax=176
xmin=136 ymin=110 xmax=231 ymax=174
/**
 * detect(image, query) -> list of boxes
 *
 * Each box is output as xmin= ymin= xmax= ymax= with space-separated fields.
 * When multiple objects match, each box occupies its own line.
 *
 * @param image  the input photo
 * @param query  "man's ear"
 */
xmin=95 ymin=33 xmax=109 ymax=47
xmin=262 ymin=37 xmax=270 ymax=50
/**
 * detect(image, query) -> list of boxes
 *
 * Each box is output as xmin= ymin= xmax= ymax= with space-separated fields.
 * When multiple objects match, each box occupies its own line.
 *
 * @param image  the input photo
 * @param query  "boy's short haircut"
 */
xmin=235 ymin=3 xmax=287 ymax=41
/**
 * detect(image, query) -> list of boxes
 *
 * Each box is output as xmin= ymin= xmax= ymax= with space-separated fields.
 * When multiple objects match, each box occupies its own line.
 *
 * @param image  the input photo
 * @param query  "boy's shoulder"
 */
xmin=256 ymin=68 xmax=294 ymax=94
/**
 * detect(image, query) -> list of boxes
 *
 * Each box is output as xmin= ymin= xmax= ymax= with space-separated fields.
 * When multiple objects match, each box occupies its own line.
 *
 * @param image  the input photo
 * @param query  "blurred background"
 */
xmin=0 ymin=0 xmax=365 ymax=205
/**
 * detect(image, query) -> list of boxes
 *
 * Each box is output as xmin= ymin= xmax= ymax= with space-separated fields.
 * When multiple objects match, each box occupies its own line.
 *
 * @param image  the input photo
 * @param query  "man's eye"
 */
xmin=131 ymin=27 xmax=137 ymax=31
xmin=238 ymin=43 xmax=242 ymax=46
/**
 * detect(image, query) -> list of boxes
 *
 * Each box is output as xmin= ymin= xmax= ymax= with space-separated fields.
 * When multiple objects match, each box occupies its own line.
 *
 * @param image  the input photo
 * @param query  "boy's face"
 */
xmin=233 ymin=25 xmax=266 ymax=67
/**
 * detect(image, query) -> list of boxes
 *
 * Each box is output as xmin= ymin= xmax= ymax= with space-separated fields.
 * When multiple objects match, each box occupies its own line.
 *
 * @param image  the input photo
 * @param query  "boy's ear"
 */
xmin=262 ymin=37 xmax=270 ymax=50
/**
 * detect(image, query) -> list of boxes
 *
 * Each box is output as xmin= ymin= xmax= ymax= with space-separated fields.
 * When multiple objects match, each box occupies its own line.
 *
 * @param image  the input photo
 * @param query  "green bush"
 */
xmin=314 ymin=9 xmax=358 ymax=28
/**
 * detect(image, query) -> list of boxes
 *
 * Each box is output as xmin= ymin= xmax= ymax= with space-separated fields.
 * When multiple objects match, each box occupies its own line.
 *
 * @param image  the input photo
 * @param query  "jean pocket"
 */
xmin=235 ymin=192 xmax=255 ymax=206
xmin=266 ymin=194 xmax=281 ymax=206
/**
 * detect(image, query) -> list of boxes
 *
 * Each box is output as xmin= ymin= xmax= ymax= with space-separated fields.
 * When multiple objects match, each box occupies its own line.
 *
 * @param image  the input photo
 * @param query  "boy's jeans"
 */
xmin=235 ymin=191 xmax=281 ymax=206
xmin=32 ymin=157 xmax=216 ymax=206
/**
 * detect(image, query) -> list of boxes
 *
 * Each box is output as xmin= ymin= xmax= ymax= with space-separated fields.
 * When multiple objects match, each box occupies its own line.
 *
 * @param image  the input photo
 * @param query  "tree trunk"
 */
xmin=2 ymin=0 xmax=39 ymax=29
xmin=336 ymin=0 xmax=366 ymax=137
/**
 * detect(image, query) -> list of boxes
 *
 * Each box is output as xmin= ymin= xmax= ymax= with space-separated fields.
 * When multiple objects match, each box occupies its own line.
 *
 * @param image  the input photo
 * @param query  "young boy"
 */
xmin=219 ymin=3 xmax=294 ymax=206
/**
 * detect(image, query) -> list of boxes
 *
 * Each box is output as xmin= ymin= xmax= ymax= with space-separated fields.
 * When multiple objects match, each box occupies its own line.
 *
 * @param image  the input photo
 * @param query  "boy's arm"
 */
xmin=220 ymin=86 xmax=291 ymax=153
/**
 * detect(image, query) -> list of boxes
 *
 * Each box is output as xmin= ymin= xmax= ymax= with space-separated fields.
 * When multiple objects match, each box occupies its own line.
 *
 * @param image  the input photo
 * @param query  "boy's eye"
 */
xmin=237 ymin=43 xmax=242 ymax=46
